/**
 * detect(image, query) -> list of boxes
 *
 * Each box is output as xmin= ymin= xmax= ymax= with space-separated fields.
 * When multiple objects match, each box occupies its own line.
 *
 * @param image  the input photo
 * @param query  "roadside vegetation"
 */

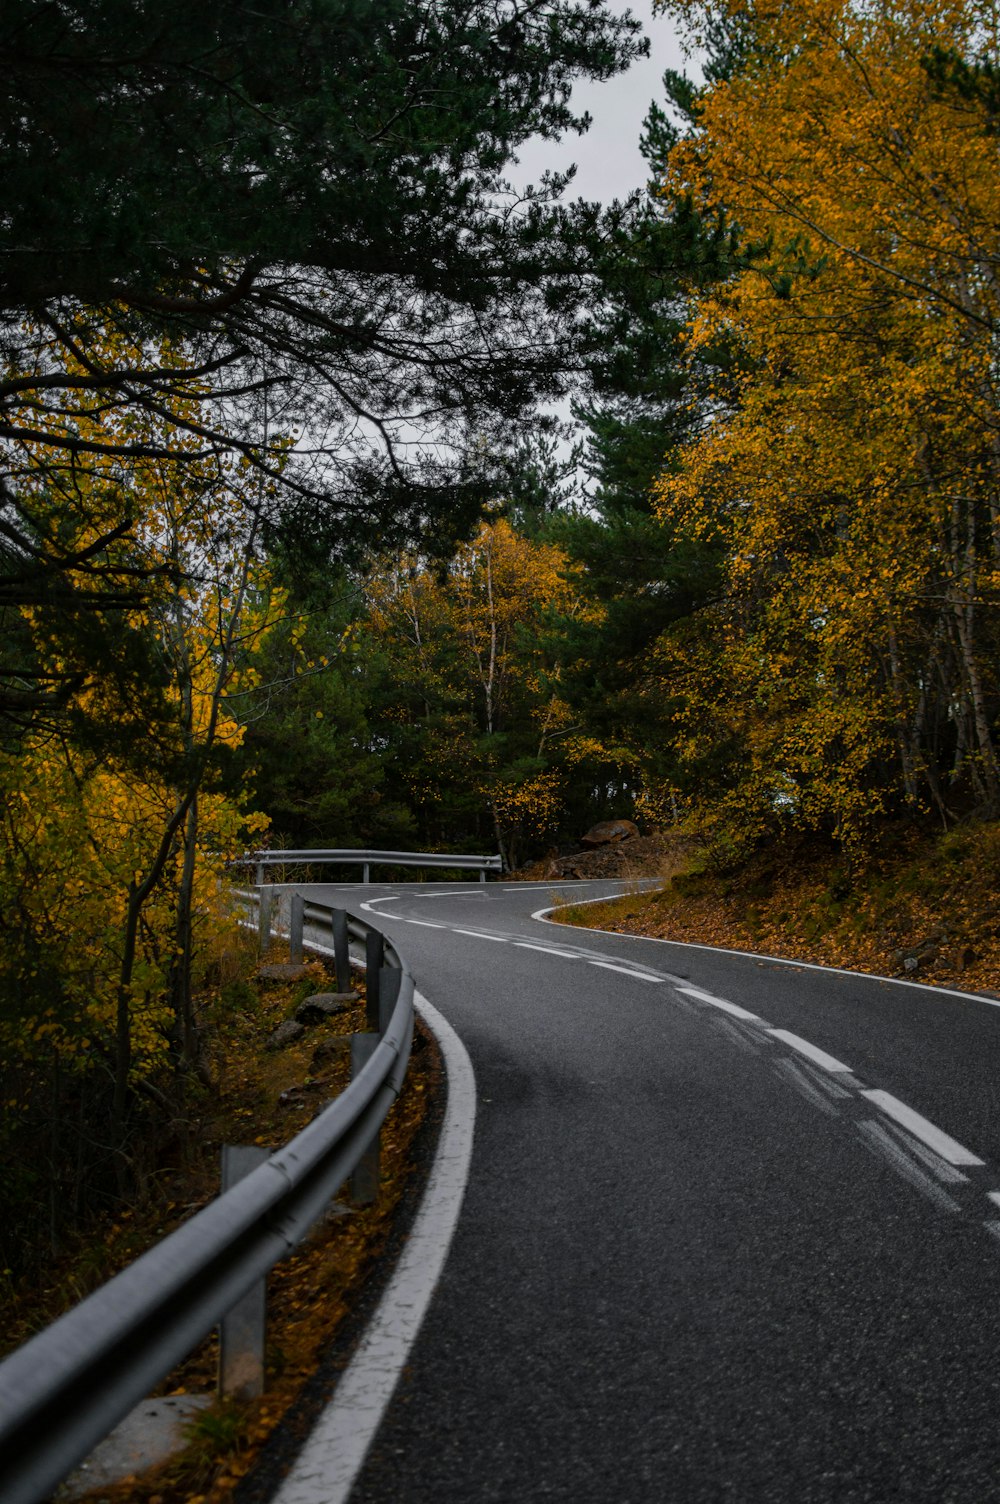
xmin=5 ymin=0 xmax=1000 ymax=1467
xmin=555 ymin=824 xmax=1000 ymax=998
xmin=3 ymin=934 xmax=439 ymax=1502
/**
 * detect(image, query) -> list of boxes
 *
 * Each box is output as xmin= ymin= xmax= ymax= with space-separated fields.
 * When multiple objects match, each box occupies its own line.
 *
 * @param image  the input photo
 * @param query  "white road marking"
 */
xmin=514 ymin=942 xmax=575 ymax=957
xmin=883 ymin=1123 xmax=970 ymax=1186
xmin=861 ymin=1089 xmax=984 ymax=1166
xmin=270 ymin=985 xmax=476 ymax=1504
xmin=856 ymin=1120 xmax=962 ymax=1213
xmin=589 ymin=960 xmax=663 ymax=982
xmin=360 ymin=895 xmax=402 ymax=913
xmin=706 ymin=1015 xmax=760 ymax=1055
xmin=413 ymin=890 xmax=488 ymax=900
xmin=533 ymin=892 xmax=1000 ymax=1009
xmin=774 ymin=1058 xmax=838 ymax=1117
xmin=675 ymin=984 xmax=760 ymax=1022
xmin=452 ymin=928 xmax=507 ymax=942
xmin=768 ymin=1030 xmax=851 ymax=1075
xmin=404 ymin=919 xmax=446 ymax=929
xmin=988 ymin=1192 xmax=1000 ymax=1209
xmin=799 ymin=1061 xmax=852 ymax=1101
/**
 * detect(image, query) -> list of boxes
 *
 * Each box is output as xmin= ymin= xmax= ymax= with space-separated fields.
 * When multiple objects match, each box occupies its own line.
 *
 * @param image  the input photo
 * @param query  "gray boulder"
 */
xmin=256 ymin=962 xmax=311 ymax=985
xmin=295 ymin=991 xmax=358 ymax=1025
xmin=580 ymin=819 xmax=640 ymax=848
xmin=266 ymin=1018 xmax=306 ymax=1050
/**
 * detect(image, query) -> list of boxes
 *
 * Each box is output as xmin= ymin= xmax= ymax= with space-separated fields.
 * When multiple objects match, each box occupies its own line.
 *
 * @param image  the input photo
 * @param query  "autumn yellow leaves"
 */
xmin=363 ymin=518 xmax=606 ymax=872
xmin=652 ymin=0 xmax=1000 ymax=852
xmin=0 ymin=329 xmax=280 ymax=1177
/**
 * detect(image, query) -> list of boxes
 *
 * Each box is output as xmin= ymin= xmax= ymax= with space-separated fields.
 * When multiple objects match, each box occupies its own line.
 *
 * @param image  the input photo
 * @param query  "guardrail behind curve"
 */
xmin=240 ymin=847 xmax=504 ymax=883
xmin=0 ymin=902 xmax=412 ymax=1504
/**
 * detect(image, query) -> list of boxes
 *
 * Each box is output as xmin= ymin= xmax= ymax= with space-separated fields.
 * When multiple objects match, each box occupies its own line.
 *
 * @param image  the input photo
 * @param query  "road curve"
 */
xmin=278 ymin=878 xmax=1000 ymax=1503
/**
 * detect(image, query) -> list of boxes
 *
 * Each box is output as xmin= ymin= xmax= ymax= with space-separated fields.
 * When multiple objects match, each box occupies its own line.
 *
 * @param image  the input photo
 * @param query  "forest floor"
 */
xmin=547 ymin=820 xmax=1000 ymax=998
xmin=4 ymin=936 xmax=440 ymax=1504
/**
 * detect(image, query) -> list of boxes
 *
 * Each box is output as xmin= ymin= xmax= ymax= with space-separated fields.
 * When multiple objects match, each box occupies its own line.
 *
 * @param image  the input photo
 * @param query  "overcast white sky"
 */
xmin=510 ymin=1 xmax=697 ymax=205
xmin=500 ymin=4 xmax=699 ymax=470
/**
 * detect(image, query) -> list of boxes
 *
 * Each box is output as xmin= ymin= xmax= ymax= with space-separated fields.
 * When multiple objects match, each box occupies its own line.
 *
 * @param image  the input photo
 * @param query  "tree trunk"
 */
xmin=113 ymin=880 xmax=142 ymax=1144
xmin=170 ymin=792 xmax=200 ymax=1075
xmin=490 ymin=800 xmax=509 ymax=873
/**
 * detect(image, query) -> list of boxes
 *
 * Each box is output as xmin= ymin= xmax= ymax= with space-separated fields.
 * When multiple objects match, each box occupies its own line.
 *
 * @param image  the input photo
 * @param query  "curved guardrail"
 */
xmin=0 ymin=904 xmax=413 ymax=1504
xmin=243 ymin=846 xmax=503 ymax=882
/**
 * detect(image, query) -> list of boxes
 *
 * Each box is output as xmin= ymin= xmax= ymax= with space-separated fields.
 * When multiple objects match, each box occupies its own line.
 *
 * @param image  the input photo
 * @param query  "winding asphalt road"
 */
xmin=284 ymin=878 xmax=1000 ymax=1502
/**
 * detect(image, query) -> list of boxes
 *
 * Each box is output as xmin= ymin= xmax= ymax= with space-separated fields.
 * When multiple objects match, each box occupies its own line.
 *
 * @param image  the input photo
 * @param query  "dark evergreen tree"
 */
xmin=1 ymin=0 xmax=647 ymax=533
xmin=0 ymin=0 xmax=648 ymax=728
xmin=542 ymin=54 xmax=744 ymax=822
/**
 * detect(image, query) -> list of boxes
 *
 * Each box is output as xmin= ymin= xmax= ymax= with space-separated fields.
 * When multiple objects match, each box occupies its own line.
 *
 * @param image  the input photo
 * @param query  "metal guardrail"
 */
xmin=242 ymin=846 xmax=504 ymax=883
xmin=0 ymin=900 xmax=413 ymax=1504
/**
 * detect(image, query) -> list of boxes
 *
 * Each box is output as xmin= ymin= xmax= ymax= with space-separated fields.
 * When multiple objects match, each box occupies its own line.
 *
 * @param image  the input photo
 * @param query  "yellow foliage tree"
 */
xmin=365 ymin=517 xmax=600 ymax=867
xmin=652 ymin=0 xmax=1000 ymax=851
xmin=0 ymin=326 xmax=282 ymax=1164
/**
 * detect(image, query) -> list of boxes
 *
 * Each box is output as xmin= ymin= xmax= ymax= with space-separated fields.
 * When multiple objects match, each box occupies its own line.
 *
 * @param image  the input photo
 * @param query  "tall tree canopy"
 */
xmin=652 ymin=0 xmax=1000 ymax=852
xmin=0 ymin=0 xmax=647 ymax=730
xmin=1 ymin=0 xmax=646 ymax=538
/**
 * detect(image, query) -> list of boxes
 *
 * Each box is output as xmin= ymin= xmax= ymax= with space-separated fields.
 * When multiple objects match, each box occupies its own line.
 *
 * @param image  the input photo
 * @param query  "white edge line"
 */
xmin=531 ymin=893 xmax=1000 ymax=1011
xmin=860 ymin=1089 xmax=984 ymax=1167
xmin=360 ymin=895 xmax=403 ymax=913
xmin=452 ymin=928 xmax=507 ymax=941
xmin=405 ymin=919 xmax=447 ymax=929
xmin=271 ymin=979 xmax=477 ymax=1504
xmin=768 ymin=1028 xmax=851 ymax=1074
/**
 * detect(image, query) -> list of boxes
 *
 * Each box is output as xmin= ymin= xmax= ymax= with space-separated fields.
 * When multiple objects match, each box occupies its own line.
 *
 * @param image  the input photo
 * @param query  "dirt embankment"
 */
xmin=546 ymin=823 xmax=1000 ymax=997
xmin=515 ymin=831 xmax=692 ymax=883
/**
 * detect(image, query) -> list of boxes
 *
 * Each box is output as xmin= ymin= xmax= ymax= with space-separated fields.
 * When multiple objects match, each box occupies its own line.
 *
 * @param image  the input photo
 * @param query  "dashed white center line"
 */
xmin=675 ymin=985 xmax=760 ymax=1021
xmin=402 ymin=914 xmax=996 ymax=1219
xmin=799 ymin=1061 xmax=852 ymax=1101
xmin=774 ymin=1058 xmax=839 ymax=1117
xmin=856 ymin=1120 xmax=962 ymax=1214
xmin=768 ymin=1029 xmax=852 ymax=1074
xmin=885 ymin=1124 xmax=970 ymax=1185
xmin=861 ymin=1089 xmax=985 ymax=1166
xmin=589 ymin=960 xmax=663 ymax=982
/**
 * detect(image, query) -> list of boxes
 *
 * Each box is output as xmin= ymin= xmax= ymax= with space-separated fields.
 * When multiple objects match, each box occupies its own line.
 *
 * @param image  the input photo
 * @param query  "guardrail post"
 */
xmin=218 ymin=1145 xmax=269 ymax=1400
xmin=258 ymin=887 xmax=272 ymax=954
xmin=348 ymin=1035 xmax=380 ymax=1205
xmin=365 ymin=930 xmax=384 ymax=1029
xmin=256 ymin=860 xmax=264 ymax=886
xmin=479 ymin=866 xmax=486 ymax=883
xmin=331 ymin=908 xmax=350 ymax=994
xmin=289 ymin=893 xmax=304 ymax=964
xmin=0 ymin=899 xmax=416 ymax=1504
xmin=363 ymin=860 xmax=370 ymax=883
xmin=378 ymin=967 xmax=401 ymax=1034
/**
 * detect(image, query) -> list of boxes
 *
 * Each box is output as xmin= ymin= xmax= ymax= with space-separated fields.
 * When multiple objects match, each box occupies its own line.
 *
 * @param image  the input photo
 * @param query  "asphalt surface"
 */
xmin=291 ymin=878 xmax=1000 ymax=1503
